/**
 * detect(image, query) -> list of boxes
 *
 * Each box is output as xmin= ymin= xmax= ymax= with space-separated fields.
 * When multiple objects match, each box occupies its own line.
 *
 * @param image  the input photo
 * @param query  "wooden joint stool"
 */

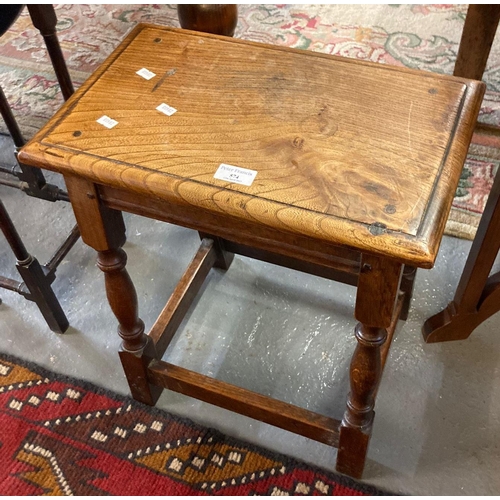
xmin=19 ymin=24 xmax=484 ymax=478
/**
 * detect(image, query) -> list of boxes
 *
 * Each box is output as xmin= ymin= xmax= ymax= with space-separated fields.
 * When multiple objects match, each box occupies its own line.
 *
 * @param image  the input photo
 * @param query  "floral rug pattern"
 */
xmin=1 ymin=4 xmax=499 ymax=239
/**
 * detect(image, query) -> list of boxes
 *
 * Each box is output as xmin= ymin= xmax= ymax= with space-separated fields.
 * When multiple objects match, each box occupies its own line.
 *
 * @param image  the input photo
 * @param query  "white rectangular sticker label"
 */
xmin=96 ymin=115 xmax=118 ymax=129
xmin=214 ymin=163 xmax=257 ymax=186
xmin=156 ymin=103 xmax=177 ymax=116
xmin=136 ymin=67 xmax=156 ymax=80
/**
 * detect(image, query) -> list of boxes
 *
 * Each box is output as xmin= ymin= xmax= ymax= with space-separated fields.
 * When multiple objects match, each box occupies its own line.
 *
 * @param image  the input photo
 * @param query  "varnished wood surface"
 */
xmin=98 ymin=183 xmax=363 ymax=273
xmin=148 ymin=359 xmax=341 ymax=448
xmin=20 ymin=24 xmax=485 ymax=267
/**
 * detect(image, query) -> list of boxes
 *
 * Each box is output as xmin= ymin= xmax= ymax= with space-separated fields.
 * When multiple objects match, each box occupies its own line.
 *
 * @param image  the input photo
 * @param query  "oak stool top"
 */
xmin=20 ymin=24 xmax=484 ymax=269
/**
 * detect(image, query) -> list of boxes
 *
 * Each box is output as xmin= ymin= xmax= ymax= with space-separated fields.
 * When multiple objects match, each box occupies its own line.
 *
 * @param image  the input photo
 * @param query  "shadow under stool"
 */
xmin=19 ymin=24 xmax=484 ymax=478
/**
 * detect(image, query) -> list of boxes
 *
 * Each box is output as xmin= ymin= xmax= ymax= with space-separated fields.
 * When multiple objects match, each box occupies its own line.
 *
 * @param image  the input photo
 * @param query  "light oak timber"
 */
xmin=20 ymin=25 xmax=485 ymax=268
xmin=18 ymin=24 xmax=485 ymax=478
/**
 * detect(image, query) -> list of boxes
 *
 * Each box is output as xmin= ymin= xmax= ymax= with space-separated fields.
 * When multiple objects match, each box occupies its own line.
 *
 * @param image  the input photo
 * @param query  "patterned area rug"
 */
xmin=1 ymin=4 xmax=499 ymax=240
xmin=0 ymin=353 xmax=390 ymax=496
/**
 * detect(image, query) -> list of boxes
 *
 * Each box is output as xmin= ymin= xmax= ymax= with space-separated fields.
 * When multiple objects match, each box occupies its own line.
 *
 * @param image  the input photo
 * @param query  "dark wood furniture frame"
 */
xmin=423 ymin=4 xmax=500 ymax=342
xmin=0 ymin=5 xmax=80 ymax=333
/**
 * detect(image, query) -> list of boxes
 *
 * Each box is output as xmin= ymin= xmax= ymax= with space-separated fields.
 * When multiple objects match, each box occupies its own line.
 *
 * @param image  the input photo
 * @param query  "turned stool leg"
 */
xmin=336 ymin=255 xmax=402 ymax=478
xmin=97 ymin=248 xmax=146 ymax=352
xmin=64 ymin=175 xmax=162 ymax=405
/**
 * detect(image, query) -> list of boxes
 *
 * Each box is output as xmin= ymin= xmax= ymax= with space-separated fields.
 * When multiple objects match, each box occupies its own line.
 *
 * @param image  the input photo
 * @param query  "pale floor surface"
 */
xmin=0 ymin=136 xmax=499 ymax=496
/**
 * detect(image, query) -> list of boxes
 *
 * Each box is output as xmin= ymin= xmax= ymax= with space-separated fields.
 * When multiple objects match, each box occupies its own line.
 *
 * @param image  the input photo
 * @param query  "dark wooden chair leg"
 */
xmin=336 ymin=255 xmax=402 ymax=478
xmin=0 ymin=6 xmax=79 ymax=334
xmin=0 ymin=6 xmax=74 ymax=201
xmin=453 ymin=5 xmax=500 ymax=81
xmin=423 ymin=165 xmax=500 ymax=342
xmin=64 ymin=175 xmax=162 ymax=405
xmin=27 ymin=5 xmax=74 ymax=100
xmin=0 ymin=199 xmax=68 ymax=333
xmin=177 ymin=5 xmax=238 ymax=37
xmin=423 ymin=4 xmax=500 ymax=342
xmin=0 ymin=84 xmax=70 ymax=203
xmin=0 ymin=85 xmax=47 ymax=191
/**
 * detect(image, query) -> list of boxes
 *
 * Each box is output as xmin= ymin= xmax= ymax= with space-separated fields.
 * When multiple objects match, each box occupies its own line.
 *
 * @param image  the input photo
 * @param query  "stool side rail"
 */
xmin=149 ymin=238 xmax=217 ymax=355
xmin=147 ymin=359 xmax=342 ymax=449
xmin=143 ymin=240 xmax=405 ymax=452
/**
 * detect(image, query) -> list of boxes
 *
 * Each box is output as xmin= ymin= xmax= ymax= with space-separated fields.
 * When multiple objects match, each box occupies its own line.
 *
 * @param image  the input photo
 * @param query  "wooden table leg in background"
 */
xmin=423 ymin=5 xmax=500 ymax=343
xmin=177 ymin=4 xmax=238 ymax=37
xmin=453 ymin=5 xmax=500 ymax=81
xmin=423 ymin=167 xmax=500 ymax=342
xmin=27 ymin=5 xmax=74 ymax=100
xmin=454 ymin=5 xmax=500 ymax=147
xmin=0 ymin=199 xmax=69 ymax=333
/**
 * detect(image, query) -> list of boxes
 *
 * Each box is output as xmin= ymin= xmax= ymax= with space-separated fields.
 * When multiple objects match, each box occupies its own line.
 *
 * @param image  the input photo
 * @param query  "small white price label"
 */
xmin=156 ymin=103 xmax=177 ymax=116
xmin=96 ymin=115 xmax=118 ymax=129
xmin=214 ymin=163 xmax=258 ymax=187
xmin=136 ymin=68 xmax=156 ymax=80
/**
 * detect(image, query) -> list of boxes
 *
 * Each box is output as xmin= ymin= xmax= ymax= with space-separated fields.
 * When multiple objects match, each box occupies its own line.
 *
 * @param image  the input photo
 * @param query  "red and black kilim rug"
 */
xmin=0 ymin=353 xmax=392 ymax=495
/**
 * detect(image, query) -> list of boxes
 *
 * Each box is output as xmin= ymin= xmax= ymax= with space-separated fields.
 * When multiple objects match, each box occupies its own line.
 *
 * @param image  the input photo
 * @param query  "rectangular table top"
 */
xmin=20 ymin=24 xmax=484 ymax=268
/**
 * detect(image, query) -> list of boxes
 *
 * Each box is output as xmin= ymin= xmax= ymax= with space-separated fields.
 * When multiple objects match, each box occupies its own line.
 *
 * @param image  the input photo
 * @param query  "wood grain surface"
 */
xmin=19 ymin=24 xmax=485 ymax=267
